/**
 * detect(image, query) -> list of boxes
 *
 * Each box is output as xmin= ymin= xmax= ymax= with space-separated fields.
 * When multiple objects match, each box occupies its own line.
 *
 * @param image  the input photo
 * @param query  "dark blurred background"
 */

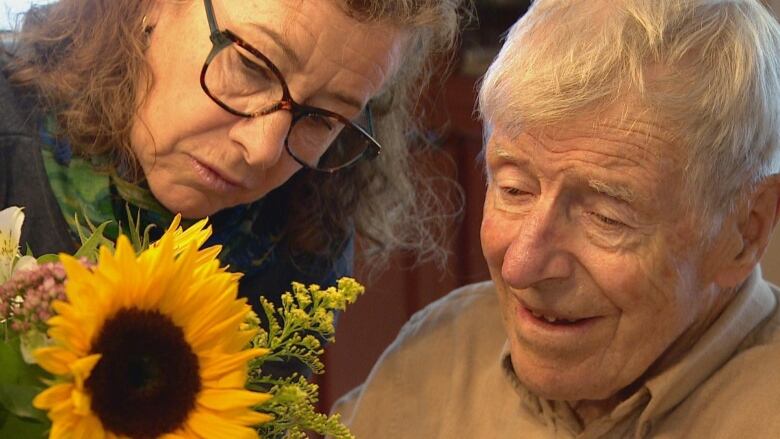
xmin=319 ymin=0 xmax=533 ymax=412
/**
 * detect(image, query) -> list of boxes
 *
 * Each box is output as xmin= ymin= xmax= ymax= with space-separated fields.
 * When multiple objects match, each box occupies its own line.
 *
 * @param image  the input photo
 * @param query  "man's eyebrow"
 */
xmin=587 ymin=178 xmax=636 ymax=204
xmin=244 ymin=23 xmax=302 ymax=70
xmin=491 ymin=146 xmax=530 ymax=166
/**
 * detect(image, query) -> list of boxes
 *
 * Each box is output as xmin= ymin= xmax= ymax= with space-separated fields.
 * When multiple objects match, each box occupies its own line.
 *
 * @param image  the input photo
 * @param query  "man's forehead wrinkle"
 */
xmin=529 ymin=129 xmax=658 ymax=172
xmin=597 ymin=119 xmax=677 ymax=159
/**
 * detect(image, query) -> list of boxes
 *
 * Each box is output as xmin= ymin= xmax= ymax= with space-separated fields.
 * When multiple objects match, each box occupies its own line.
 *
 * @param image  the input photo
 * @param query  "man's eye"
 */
xmin=501 ymin=187 xmax=528 ymax=197
xmin=589 ymin=212 xmax=625 ymax=228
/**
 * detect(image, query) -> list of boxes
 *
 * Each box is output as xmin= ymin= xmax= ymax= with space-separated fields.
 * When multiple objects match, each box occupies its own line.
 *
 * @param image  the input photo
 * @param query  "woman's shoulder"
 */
xmin=0 ymin=59 xmax=74 ymax=255
xmin=0 ymin=55 xmax=43 ymax=197
xmin=0 ymin=54 xmax=38 ymax=139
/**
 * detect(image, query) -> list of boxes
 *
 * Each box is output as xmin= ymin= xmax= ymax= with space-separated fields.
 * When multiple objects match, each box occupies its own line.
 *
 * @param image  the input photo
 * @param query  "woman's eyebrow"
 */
xmin=322 ymin=91 xmax=364 ymax=114
xmin=244 ymin=23 xmax=302 ymax=69
xmin=244 ymin=24 xmax=362 ymax=113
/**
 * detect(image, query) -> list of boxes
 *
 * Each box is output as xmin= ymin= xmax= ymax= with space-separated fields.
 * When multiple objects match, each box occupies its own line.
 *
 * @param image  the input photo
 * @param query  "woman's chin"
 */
xmin=155 ymin=192 xmax=230 ymax=219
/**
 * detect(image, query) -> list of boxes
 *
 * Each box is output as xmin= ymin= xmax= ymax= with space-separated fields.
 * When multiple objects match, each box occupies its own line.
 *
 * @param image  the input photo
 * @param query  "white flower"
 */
xmin=0 ymin=206 xmax=34 ymax=283
xmin=20 ymin=329 xmax=52 ymax=364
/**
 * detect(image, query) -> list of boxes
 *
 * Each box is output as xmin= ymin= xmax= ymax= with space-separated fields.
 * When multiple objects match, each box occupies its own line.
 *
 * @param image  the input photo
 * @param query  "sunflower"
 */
xmin=32 ymin=218 xmax=272 ymax=438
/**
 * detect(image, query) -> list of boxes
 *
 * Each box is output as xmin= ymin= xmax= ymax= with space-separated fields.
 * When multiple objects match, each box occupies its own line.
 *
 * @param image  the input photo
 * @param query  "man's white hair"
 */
xmin=479 ymin=0 xmax=780 ymax=222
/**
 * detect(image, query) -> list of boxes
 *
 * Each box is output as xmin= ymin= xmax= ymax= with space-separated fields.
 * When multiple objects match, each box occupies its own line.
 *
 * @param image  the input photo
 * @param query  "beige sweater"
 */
xmin=334 ymin=269 xmax=780 ymax=438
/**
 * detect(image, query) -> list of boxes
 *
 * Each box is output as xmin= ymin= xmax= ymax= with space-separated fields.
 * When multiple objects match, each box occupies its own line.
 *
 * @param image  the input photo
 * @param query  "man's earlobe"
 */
xmin=715 ymin=174 xmax=780 ymax=288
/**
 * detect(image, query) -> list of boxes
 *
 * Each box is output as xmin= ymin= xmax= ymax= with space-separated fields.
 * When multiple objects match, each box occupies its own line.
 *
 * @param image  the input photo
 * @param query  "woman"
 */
xmin=0 ymin=0 xmax=465 ymax=311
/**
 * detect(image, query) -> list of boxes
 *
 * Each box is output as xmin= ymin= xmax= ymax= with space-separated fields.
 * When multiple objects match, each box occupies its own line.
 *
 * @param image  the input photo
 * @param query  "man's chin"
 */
xmin=512 ymin=358 xmax=622 ymax=402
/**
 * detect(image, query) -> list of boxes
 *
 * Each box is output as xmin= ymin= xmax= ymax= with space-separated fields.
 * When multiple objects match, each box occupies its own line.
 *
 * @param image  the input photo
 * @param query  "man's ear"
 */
xmin=715 ymin=174 xmax=780 ymax=288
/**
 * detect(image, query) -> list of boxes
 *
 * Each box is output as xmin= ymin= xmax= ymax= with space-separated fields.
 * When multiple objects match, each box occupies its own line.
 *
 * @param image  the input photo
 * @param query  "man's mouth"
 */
xmin=528 ymin=309 xmax=585 ymax=325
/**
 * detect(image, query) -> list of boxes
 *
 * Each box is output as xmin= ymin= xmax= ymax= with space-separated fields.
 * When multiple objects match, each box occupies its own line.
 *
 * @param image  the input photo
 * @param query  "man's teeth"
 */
xmin=530 ymin=310 xmax=579 ymax=324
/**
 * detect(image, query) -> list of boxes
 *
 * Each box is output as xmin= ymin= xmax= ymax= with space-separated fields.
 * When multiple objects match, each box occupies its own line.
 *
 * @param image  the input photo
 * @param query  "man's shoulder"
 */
xmin=398 ymin=280 xmax=500 ymax=341
xmin=715 ymin=279 xmax=780 ymax=397
xmin=663 ymin=280 xmax=780 ymax=436
xmin=332 ymin=281 xmax=514 ymax=437
xmin=665 ymin=343 xmax=780 ymax=436
xmin=362 ymin=280 xmax=505 ymax=381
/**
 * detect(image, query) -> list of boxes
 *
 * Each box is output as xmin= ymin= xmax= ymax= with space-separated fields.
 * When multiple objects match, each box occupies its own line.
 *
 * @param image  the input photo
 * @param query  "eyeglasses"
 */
xmin=200 ymin=0 xmax=382 ymax=173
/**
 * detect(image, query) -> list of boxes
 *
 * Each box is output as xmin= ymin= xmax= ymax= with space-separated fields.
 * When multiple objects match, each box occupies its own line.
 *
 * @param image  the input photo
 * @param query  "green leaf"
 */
xmin=125 ymin=204 xmax=143 ymax=252
xmin=0 ymin=405 xmax=48 ymax=438
xmin=0 ymin=341 xmax=51 ymax=431
xmin=0 ymin=338 xmax=26 ymax=385
xmin=73 ymin=221 xmax=112 ymax=261
xmin=0 ymin=338 xmax=49 ymax=387
xmin=35 ymin=254 xmax=59 ymax=264
xmin=0 ymin=384 xmax=47 ymax=422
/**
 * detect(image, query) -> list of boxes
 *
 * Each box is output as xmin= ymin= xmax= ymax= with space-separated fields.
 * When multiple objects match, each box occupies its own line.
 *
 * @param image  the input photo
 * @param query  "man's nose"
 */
xmin=228 ymin=110 xmax=293 ymax=169
xmin=501 ymin=201 xmax=573 ymax=289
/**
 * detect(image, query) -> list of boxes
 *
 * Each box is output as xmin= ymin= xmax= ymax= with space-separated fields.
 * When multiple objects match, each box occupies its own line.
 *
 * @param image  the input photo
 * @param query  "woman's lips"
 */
xmin=189 ymin=156 xmax=243 ymax=193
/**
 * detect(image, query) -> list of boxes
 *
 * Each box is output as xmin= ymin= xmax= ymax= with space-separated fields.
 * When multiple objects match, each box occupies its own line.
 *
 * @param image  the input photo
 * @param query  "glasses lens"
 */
xmin=203 ymin=42 xmax=283 ymax=115
xmin=287 ymin=114 xmax=375 ymax=171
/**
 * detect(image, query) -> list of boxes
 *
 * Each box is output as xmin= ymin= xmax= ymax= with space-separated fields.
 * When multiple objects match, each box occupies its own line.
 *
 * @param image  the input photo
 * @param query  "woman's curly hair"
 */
xmin=6 ymin=0 xmax=469 ymax=267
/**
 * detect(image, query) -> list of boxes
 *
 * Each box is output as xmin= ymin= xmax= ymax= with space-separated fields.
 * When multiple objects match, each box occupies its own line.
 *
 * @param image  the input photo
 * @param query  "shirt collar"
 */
xmin=640 ymin=267 xmax=776 ymax=422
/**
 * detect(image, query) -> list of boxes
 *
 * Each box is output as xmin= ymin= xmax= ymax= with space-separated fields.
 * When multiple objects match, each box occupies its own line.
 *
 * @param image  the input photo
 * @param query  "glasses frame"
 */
xmin=199 ymin=0 xmax=382 ymax=173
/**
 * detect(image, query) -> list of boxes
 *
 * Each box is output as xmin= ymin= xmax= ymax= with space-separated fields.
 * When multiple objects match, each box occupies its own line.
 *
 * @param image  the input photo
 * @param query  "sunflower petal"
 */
xmin=198 ymin=389 xmax=272 ymax=411
xmin=186 ymin=409 xmax=259 ymax=439
xmin=70 ymin=354 xmax=102 ymax=388
xmin=222 ymin=330 xmax=257 ymax=353
xmin=72 ymin=412 xmax=105 ymax=439
xmin=187 ymin=304 xmax=250 ymax=352
xmin=71 ymin=388 xmax=91 ymax=416
xmin=200 ymin=348 xmax=269 ymax=381
xmin=34 ymin=347 xmax=79 ymax=375
xmin=50 ymin=413 xmax=78 ymax=439
xmin=200 ymin=407 xmax=274 ymax=426
xmin=33 ymin=383 xmax=73 ymax=410
xmin=49 ymin=395 xmax=75 ymax=420
xmin=205 ymin=368 xmax=246 ymax=389
xmin=47 ymin=324 xmax=90 ymax=356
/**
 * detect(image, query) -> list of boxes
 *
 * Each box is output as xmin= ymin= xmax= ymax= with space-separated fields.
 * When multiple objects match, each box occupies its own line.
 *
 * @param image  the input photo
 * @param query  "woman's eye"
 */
xmin=297 ymin=114 xmax=334 ymax=132
xmin=312 ymin=115 xmax=334 ymax=130
xmin=238 ymin=54 xmax=272 ymax=80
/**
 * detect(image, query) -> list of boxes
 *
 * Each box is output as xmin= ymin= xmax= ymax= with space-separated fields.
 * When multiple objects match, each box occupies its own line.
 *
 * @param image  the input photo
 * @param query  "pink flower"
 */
xmin=0 ymin=262 xmax=68 ymax=333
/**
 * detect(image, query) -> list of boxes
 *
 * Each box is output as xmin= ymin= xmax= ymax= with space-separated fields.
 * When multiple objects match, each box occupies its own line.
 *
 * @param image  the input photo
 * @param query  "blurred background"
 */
xmin=2 ymin=0 xmax=780 ymax=416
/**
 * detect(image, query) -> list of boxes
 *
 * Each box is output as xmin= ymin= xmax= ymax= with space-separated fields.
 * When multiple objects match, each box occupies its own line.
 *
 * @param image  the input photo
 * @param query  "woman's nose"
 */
xmin=228 ymin=110 xmax=293 ymax=169
xmin=501 ymin=202 xmax=573 ymax=290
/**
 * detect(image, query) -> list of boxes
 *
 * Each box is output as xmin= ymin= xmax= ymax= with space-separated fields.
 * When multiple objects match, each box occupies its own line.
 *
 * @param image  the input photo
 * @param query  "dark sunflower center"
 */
xmin=85 ymin=307 xmax=201 ymax=438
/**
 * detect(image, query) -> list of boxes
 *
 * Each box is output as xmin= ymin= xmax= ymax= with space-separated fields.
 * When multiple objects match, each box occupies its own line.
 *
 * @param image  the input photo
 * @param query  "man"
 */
xmin=333 ymin=0 xmax=780 ymax=437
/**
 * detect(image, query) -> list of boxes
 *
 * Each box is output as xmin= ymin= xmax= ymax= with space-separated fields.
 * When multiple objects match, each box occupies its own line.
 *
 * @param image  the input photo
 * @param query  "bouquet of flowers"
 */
xmin=0 ymin=206 xmax=362 ymax=438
